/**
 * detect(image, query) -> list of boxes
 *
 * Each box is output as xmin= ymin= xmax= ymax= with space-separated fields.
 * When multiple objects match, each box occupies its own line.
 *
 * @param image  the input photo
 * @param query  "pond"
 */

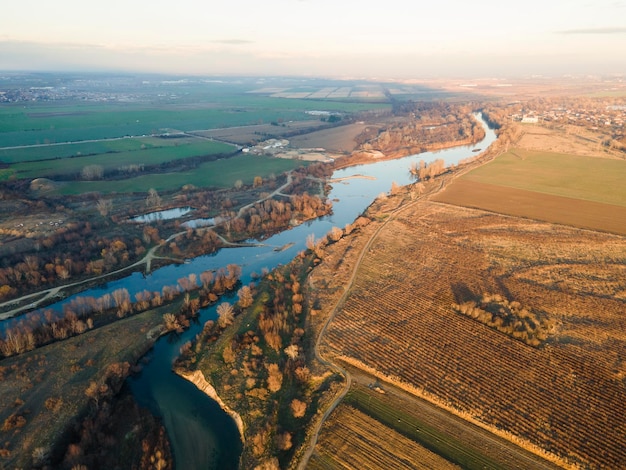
xmin=130 ymin=206 xmax=193 ymax=223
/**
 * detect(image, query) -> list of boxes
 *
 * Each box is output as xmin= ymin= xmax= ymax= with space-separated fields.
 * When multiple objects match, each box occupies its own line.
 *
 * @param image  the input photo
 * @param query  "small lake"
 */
xmin=130 ymin=207 xmax=193 ymax=223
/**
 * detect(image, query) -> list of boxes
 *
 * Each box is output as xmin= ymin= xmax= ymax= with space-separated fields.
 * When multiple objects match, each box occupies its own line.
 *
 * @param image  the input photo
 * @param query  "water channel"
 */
xmin=3 ymin=115 xmax=497 ymax=469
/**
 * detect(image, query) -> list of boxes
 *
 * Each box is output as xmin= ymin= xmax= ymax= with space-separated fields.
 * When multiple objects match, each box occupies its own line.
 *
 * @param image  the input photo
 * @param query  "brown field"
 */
xmin=195 ymin=120 xmax=326 ymax=144
xmin=320 ymin=200 xmax=626 ymax=469
xmin=309 ymin=404 xmax=460 ymax=470
xmin=433 ymin=179 xmax=626 ymax=236
xmin=514 ymin=125 xmax=622 ymax=159
xmin=289 ymin=123 xmax=369 ymax=152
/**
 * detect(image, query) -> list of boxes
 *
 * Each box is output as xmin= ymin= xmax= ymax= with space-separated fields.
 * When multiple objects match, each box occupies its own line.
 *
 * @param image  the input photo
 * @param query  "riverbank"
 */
xmin=0 ymin=304 xmax=168 ymax=468
xmin=175 ymin=369 xmax=245 ymax=440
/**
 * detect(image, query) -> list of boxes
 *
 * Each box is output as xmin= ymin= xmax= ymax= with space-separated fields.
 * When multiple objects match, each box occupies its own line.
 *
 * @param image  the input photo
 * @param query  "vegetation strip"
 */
xmin=344 ymin=387 xmax=505 ymax=470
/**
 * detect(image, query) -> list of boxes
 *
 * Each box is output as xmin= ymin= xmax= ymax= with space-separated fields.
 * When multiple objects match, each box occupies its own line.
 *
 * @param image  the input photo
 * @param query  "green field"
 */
xmin=54 ymin=154 xmax=305 ymax=194
xmin=0 ymin=135 xmax=215 ymax=164
xmin=345 ymin=387 xmax=504 ymax=470
xmin=462 ymin=149 xmax=626 ymax=207
xmin=11 ymin=139 xmax=236 ymax=179
xmin=0 ymin=98 xmax=389 ymax=147
xmin=1 ymin=78 xmax=391 ymax=193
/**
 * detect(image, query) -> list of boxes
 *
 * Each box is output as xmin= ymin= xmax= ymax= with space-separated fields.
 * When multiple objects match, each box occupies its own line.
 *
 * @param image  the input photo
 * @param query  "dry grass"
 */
xmin=310 ymin=404 xmax=460 ymax=470
xmin=434 ymin=179 xmax=626 ymax=236
xmin=0 ymin=308 xmax=163 ymax=467
xmin=289 ymin=123 xmax=370 ymax=152
xmin=515 ymin=125 xmax=621 ymax=158
xmin=321 ymin=200 xmax=626 ymax=469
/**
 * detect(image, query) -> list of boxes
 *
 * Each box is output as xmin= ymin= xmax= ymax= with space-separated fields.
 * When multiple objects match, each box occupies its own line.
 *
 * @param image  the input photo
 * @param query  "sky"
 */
xmin=1 ymin=0 xmax=626 ymax=78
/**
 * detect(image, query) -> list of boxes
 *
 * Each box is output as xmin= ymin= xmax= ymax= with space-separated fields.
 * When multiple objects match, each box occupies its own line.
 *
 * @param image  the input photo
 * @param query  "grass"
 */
xmin=0 ymin=306 xmax=165 ymax=467
xmin=55 ymin=154 xmax=306 ymax=194
xmin=0 ymin=98 xmax=390 ymax=148
xmin=345 ymin=387 xmax=506 ymax=470
xmin=0 ymin=136 xmax=210 ymax=164
xmin=461 ymin=148 xmax=626 ymax=207
xmin=12 ymin=140 xmax=236 ymax=179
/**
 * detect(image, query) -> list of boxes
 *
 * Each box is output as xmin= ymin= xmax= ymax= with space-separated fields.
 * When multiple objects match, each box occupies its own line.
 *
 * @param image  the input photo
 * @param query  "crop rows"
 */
xmin=323 ymin=202 xmax=626 ymax=469
xmin=314 ymin=405 xmax=458 ymax=470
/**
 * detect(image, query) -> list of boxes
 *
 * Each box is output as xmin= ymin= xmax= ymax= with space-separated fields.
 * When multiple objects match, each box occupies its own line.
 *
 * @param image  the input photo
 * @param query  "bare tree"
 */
xmin=81 ymin=164 xmax=104 ymax=181
xmin=291 ymin=398 xmax=307 ymax=418
xmin=217 ymin=302 xmax=234 ymax=328
xmin=327 ymin=226 xmax=343 ymax=242
xmin=237 ymin=285 xmax=254 ymax=308
xmin=266 ymin=363 xmax=283 ymax=392
xmin=145 ymin=188 xmax=162 ymax=209
xmin=96 ymin=198 xmax=113 ymax=217
xmin=305 ymin=234 xmax=317 ymax=251
xmin=284 ymin=344 xmax=299 ymax=360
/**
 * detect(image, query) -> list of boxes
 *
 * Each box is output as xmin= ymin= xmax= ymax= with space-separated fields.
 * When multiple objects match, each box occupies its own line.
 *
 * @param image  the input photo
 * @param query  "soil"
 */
xmin=318 ymin=195 xmax=626 ymax=469
xmin=433 ymin=179 xmax=626 ymax=236
xmin=289 ymin=123 xmax=370 ymax=152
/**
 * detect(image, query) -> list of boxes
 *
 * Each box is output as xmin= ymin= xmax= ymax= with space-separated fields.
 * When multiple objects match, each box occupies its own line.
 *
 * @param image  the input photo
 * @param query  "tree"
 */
xmin=234 ymin=179 xmax=243 ymax=190
xmin=266 ymin=363 xmax=283 ymax=392
xmin=81 ymin=164 xmax=104 ymax=181
xmin=291 ymin=398 xmax=306 ymax=418
xmin=217 ymin=302 xmax=234 ymax=328
xmin=163 ymin=313 xmax=180 ymax=332
xmin=237 ymin=285 xmax=254 ymax=308
xmin=96 ymin=198 xmax=113 ymax=217
xmin=284 ymin=344 xmax=299 ymax=360
xmin=253 ymin=176 xmax=263 ymax=188
xmin=146 ymin=188 xmax=162 ymax=208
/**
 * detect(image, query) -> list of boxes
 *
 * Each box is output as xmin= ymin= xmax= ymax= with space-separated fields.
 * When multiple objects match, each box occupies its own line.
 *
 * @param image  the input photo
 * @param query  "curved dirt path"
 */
xmin=298 ymin=191 xmax=433 ymax=469
xmin=297 ymin=147 xmax=509 ymax=467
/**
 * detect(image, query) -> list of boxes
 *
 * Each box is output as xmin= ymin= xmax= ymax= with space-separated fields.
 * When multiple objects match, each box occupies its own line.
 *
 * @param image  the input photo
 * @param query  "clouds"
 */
xmin=1 ymin=0 xmax=625 ymax=77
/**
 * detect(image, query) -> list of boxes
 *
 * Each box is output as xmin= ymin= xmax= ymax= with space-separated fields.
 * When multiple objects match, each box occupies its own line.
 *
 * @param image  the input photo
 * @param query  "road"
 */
xmin=298 ymin=181 xmax=434 ymax=469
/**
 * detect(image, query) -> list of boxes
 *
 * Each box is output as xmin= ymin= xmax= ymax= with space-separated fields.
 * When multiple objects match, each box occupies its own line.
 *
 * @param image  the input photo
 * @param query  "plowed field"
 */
xmin=433 ymin=179 xmax=626 ymax=236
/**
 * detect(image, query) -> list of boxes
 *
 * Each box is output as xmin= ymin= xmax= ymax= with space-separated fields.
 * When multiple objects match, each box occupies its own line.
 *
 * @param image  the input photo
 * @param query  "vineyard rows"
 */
xmin=323 ymin=202 xmax=626 ymax=469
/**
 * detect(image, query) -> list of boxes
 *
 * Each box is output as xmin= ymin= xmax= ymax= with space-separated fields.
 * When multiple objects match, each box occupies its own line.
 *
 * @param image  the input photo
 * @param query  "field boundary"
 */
xmin=434 ymin=179 xmax=626 ymax=236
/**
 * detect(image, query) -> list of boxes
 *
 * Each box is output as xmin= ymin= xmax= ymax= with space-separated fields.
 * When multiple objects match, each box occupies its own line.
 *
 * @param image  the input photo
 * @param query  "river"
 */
xmin=2 ymin=115 xmax=497 ymax=469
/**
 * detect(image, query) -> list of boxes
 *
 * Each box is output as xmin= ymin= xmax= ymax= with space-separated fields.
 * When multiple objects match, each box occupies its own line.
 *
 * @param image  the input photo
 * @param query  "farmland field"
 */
xmin=1 ymin=79 xmax=392 ymax=195
xmin=321 ymin=200 xmax=626 ymax=469
xmin=53 ymin=154 xmax=305 ymax=194
xmin=288 ymin=123 xmax=370 ymax=152
xmin=11 ymin=139 xmax=236 ymax=179
xmin=0 ymin=92 xmax=390 ymax=147
xmin=433 ymin=179 xmax=626 ymax=236
xmin=456 ymin=149 xmax=626 ymax=207
xmin=310 ymin=379 xmax=557 ymax=470
xmin=433 ymin=148 xmax=626 ymax=235
xmin=309 ymin=403 xmax=460 ymax=470
xmin=195 ymin=119 xmax=327 ymax=145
